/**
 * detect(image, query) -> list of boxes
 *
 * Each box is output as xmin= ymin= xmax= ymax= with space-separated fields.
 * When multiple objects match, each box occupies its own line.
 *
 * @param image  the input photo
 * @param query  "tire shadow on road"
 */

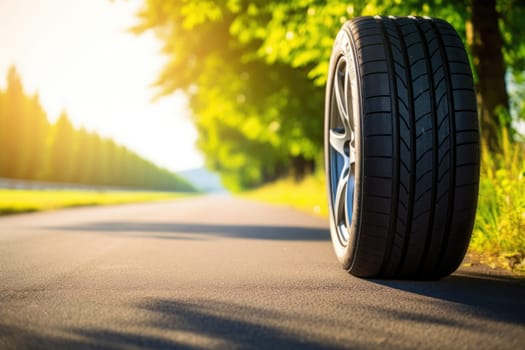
xmin=1 ymin=275 xmax=523 ymax=349
xmin=369 ymin=271 xmax=525 ymax=326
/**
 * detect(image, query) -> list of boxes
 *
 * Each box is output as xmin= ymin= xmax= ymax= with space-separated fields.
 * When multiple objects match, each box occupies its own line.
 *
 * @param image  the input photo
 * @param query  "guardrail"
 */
xmin=0 ymin=178 xmax=154 ymax=192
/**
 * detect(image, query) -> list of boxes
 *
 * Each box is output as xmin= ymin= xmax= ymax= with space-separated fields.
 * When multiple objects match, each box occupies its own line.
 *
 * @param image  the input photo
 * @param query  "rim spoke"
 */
xmin=334 ymin=66 xmax=348 ymax=121
xmin=348 ymin=139 xmax=356 ymax=165
xmin=348 ymin=151 xmax=355 ymax=166
xmin=345 ymin=173 xmax=355 ymax=226
xmin=333 ymin=60 xmax=351 ymax=147
xmin=334 ymin=168 xmax=349 ymax=226
xmin=329 ymin=129 xmax=347 ymax=156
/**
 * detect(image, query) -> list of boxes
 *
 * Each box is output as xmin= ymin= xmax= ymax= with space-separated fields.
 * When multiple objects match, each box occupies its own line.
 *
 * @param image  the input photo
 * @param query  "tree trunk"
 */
xmin=291 ymin=156 xmax=314 ymax=181
xmin=468 ymin=0 xmax=510 ymax=151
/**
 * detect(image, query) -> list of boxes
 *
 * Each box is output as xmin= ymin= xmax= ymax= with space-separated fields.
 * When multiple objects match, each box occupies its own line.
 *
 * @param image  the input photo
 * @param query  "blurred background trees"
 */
xmin=2 ymin=1 xmax=523 ymax=192
xmin=133 ymin=0 xmax=525 ymax=190
xmin=0 ymin=66 xmax=194 ymax=191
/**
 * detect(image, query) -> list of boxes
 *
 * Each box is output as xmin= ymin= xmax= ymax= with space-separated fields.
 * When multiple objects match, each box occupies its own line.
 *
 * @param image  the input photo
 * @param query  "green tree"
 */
xmin=191 ymin=59 xmax=323 ymax=187
xmin=1 ymin=67 xmax=50 ymax=180
xmin=134 ymin=0 xmax=525 ymax=189
xmin=0 ymin=67 xmax=193 ymax=191
xmin=4 ymin=66 xmax=32 ymax=178
xmin=468 ymin=0 xmax=525 ymax=149
xmin=133 ymin=0 xmax=325 ymax=189
xmin=227 ymin=0 xmax=524 ymax=150
xmin=75 ymin=128 xmax=96 ymax=184
xmin=0 ymin=89 xmax=6 ymax=177
xmin=25 ymin=94 xmax=50 ymax=180
xmin=49 ymin=112 xmax=76 ymax=182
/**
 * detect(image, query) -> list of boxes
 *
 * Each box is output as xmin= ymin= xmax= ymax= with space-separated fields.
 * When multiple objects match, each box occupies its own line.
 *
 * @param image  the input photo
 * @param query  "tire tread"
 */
xmin=341 ymin=16 xmax=479 ymax=279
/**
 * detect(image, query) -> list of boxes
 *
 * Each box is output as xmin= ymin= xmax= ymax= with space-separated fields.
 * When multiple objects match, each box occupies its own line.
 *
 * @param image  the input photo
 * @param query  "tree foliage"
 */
xmin=0 ymin=66 xmax=194 ymax=191
xmin=134 ymin=0 xmax=525 ymax=189
xmin=133 ymin=0 xmax=325 ymax=190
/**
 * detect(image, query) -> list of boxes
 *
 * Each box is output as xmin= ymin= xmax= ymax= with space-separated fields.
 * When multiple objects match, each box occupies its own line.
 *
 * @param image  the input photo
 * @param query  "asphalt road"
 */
xmin=0 ymin=195 xmax=524 ymax=349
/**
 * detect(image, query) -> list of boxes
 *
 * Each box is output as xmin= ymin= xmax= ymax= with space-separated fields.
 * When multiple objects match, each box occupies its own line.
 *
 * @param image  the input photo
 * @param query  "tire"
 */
xmin=324 ymin=16 xmax=480 ymax=279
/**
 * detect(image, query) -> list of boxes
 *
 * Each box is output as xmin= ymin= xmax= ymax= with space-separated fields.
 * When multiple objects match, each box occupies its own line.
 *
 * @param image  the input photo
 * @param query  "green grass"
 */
xmin=470 ymin=130 xmax=525 ymax=272
xmin=244 ymin=132 xmax=525 ymax=273
xmin=242 ymin=172 xmax=329 ymax=218
xmin=0 ymin=189 xmax=193 ymax=215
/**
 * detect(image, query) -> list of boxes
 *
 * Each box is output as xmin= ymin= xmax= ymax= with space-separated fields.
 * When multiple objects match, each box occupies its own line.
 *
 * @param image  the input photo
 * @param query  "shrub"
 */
xmin=471 ymin=129 xmax=525 ymax=271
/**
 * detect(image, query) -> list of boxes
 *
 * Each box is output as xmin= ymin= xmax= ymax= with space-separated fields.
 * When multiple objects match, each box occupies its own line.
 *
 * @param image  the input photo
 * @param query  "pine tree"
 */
xmin=49 ymin=112 xmax=75 ymax=182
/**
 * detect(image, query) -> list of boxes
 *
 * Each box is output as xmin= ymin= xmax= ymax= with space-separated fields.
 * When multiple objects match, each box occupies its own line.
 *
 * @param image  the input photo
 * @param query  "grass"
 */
xmin=0 ymin=189 xmax=192 ymax=215
xmin=242 ymin=172 xmax=329 ymax=218
xmin=470 ymin=130 xmax=525 ymax=272
xmin=244 ymin=132 xmax=525 ymax=273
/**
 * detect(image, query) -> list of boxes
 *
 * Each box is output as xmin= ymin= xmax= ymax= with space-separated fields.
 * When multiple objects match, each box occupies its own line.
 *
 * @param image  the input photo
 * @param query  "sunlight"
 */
xmin=0 ymin=0 xmax=203 ymax=172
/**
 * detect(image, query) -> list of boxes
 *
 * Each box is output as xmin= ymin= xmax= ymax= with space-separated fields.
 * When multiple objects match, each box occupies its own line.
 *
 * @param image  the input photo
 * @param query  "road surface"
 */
xmin=0 ymin=195 xmax=523 ymax=349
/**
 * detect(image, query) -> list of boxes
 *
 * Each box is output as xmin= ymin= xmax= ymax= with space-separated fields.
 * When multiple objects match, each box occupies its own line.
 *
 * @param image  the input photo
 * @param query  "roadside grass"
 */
xmin=242 ymin=171 xmax=329 ymax=218
xmin=469 ymin=130 xmax=525 ymax=272
xmin=243 ymin=132 xmax=525 ymax=273
xmin=0 ymin=189 xmax=193 ymax=215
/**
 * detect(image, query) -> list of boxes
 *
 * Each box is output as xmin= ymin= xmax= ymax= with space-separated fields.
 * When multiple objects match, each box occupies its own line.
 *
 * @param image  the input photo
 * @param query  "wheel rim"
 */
xmin=328 ymin=55 xmax=356 ymax=246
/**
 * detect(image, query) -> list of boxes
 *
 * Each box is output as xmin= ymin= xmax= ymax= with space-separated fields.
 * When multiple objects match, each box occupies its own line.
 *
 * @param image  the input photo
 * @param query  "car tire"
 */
xmin=325 ymin=16 xmax=480 ymax=279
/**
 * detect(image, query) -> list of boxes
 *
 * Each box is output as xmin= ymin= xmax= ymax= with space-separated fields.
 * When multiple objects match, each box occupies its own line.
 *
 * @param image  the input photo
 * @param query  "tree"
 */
xmin=227 ymin=0 xmax=524 ymax=150
xmin=190 ymin=59 xmax=323 ymax=187
xmin=0 ymin=68 xmax=50 ymax=180
xmin=133 ymin=0 xmax=524 ymax=187
xmin=468 ymin=0 xmax=525 ymax=149
xmin=25 ymin=94 xmax=50 ymax=180
xmin=0 ymin=89 xmax=6 ymax=177
xmin=133 ymin=0 xmax=325 ymax=189
xmin=4 ymin=66 xmax=32 ymax=178
xmin=49 ymin=112 xmax=76 ymax=182
xmin=75 ymin=128 xmax=96 ymax=184
xmin=0 ymin=67 xmax=193 ymax=191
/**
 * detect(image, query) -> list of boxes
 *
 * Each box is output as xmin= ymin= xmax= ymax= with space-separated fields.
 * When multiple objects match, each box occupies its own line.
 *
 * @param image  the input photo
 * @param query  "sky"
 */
xmin=0 ymin=0 xmax=204 ymax=172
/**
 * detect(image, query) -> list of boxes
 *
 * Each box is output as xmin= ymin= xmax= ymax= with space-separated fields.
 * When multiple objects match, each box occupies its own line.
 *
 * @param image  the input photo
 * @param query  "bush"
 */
xmin=471 ymin=129 xmax=525 ymax=271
